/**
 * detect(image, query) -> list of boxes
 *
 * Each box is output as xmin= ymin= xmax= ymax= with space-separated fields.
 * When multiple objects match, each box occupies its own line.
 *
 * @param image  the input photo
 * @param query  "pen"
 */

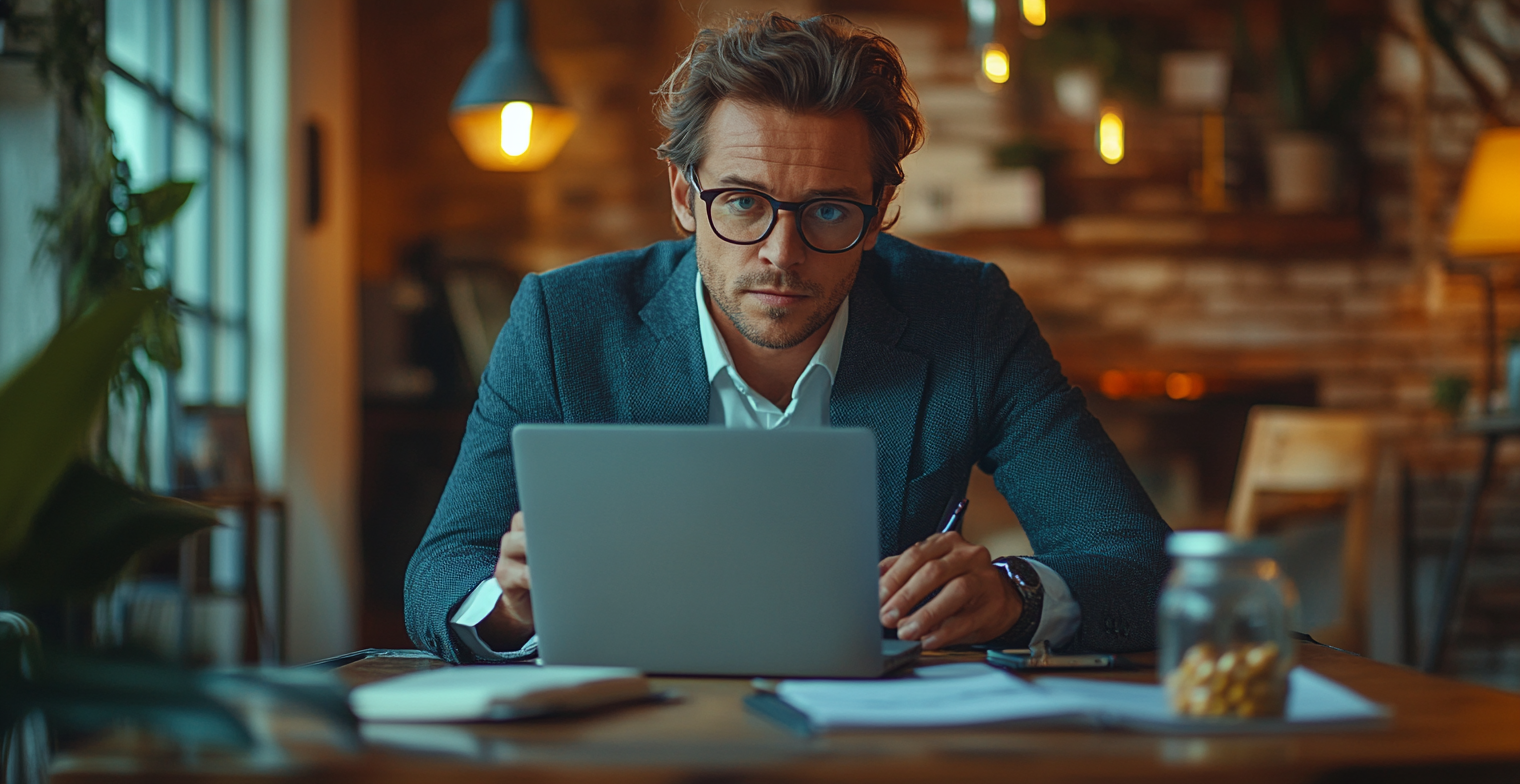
xmin=896 ymin=497 xmax=969 ymax=615
xmin=936 ymin=497 xmax=969 ymax=536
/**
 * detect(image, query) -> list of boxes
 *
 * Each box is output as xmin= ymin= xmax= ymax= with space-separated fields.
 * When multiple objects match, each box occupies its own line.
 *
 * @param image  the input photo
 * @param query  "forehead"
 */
xmin=701 ymin=99 xmax=873 ymax=194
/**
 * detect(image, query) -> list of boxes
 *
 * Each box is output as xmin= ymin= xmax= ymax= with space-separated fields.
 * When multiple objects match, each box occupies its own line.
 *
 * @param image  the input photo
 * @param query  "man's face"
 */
xmin=669 ymin=100 xmax=888 ymax=350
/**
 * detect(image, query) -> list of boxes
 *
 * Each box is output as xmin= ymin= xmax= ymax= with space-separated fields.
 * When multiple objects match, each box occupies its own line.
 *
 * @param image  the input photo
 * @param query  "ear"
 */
xmin=668 ymin=162 xmax=698 ymax=235
xmin=859 ymin=184 xmax=897 ymax=252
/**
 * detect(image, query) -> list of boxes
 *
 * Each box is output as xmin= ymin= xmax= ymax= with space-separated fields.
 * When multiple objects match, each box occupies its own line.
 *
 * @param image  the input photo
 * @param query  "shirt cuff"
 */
xmin=448 ymin=577 xmax=539 ymax=662
xmin=1023 ymin=559 xmax=1081 ymax=650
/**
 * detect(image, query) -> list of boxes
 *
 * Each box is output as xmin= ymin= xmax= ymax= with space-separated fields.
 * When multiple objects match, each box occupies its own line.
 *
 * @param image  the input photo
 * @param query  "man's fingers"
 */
xmin=879 ymin=534 xmax=958 ymax=608
xmin=878 ymin=554 xmax=900 ymax=578
xmin=897 ymin=576 xmax=973 ymax=643
xmin=920 ymin=608 xmax=978 ymax=650
xmin=501 ymin=564 xmax=531 ymax=593
xmin=880 ymin=543 xmax=978 ymax=626
xmin=510 ymin=510 xmax=526 ymax=532
xmin=499 ymin=530 xmax=527 ymax=561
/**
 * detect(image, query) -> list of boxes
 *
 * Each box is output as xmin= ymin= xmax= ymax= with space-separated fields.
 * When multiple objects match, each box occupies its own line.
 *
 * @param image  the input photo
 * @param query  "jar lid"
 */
xmin=1166 ymin=530 xmax=1277 ymax=558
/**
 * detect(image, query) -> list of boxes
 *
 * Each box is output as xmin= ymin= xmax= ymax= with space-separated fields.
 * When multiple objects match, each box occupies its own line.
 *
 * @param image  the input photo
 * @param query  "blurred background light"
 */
xmin=982 ymin=44 xmax=1011 ymax=84
xmin=1022 ymin=0 xmax=1047 ymax=26
xmin=1098 ymin=109 xmax=1125 ymax=164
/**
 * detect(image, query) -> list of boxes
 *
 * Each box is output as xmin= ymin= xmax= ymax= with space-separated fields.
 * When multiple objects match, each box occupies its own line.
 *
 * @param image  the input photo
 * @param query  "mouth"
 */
xmin=745 ymin=289 xmax=809 ymax=308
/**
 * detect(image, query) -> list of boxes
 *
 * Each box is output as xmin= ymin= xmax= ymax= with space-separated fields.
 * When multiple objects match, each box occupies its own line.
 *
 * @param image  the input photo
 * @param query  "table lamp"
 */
xmin=1424 ymin=127 xmax=1520 ymax=676
xmin=1446 ymin=127 xmax=1520 ymax=414
xmin=1448 ymin=128 xmax=1520 ymax=259
xmin=449 ymin=0 xmax=578 ymax=172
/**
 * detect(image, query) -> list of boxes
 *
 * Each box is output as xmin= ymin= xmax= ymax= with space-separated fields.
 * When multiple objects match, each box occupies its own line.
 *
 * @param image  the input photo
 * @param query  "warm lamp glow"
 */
xmin=1098 ymin=110 xmax=1125 ymax=164
xmin=450 ymin=1 xmax=576 ymax=172
xmin=1165 ymin=372 xmax=1206 ymax=400
xmin=451 ymin=103 xmax=578 ymax=172
xmin=1022 ymin=0 xmax=1047 ymax=26
xmin=500 ymin=101 xmax=533 ymax=156
xmin=1448 ymin=128 xmax=1520 ymax=258
xmin=982 ymin=44 xmax=1010 ymax=84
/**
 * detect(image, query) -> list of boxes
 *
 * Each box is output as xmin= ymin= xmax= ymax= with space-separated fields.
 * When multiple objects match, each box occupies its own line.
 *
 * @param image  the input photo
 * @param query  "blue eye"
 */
xmin=731 ymin=196 xmax=757 ymax=211
xmin=812 ymin=203 xmax=847 ymax=223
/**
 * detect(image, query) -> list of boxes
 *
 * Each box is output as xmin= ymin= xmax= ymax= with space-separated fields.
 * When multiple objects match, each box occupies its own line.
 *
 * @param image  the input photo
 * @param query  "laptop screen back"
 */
xmin=513 ymin=425 xmax=881 ymax=677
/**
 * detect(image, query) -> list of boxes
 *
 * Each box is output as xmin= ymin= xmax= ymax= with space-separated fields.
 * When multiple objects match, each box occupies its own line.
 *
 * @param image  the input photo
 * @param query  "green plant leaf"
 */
xmin=133 ymin=181 xmax=195 ymax=229
xmin=1 ymin=462 xmax=217 ymax=603
xmin=0 ymin=288 xmax=163 ymax=562
xmin=3 ymin=650 xmax=252 ymax=748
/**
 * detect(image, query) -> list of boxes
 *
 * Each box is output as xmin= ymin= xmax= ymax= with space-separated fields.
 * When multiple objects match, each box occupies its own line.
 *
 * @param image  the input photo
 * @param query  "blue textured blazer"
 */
xmin=404 ymin=234 xmax=1172 ymax=661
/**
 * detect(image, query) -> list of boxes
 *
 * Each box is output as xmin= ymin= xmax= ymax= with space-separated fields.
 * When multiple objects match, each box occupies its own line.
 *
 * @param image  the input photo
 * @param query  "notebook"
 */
xmin=350 ymin=664 xmax=651 ymax=722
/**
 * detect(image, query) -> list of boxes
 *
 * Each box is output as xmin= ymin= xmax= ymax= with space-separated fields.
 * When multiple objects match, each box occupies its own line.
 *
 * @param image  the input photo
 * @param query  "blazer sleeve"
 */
xmin=404 ymin=274 xmax=564 ymax=662
xmin=972 ymin=263 xmax=1173 ymax=653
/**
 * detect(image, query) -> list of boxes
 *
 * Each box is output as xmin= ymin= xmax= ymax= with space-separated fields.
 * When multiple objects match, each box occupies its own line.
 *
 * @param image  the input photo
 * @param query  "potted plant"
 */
xmin=0 ymin=290 xmax=226 ymax=779
xmin=1 ymin=4 xmax=356 ymax=775
xmin=1265 ymin=0 xmax=1375 ymax=213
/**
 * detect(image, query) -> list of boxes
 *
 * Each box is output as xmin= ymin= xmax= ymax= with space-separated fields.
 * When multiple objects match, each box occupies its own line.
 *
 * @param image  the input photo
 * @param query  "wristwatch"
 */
xmin=989 ymin=556 xmax=1044 ymax=649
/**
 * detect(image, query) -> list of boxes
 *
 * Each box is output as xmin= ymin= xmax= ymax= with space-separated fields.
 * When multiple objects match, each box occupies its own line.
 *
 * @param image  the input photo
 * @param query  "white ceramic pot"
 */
xmin=1265 ymin=132 xmax=1337 ymax=213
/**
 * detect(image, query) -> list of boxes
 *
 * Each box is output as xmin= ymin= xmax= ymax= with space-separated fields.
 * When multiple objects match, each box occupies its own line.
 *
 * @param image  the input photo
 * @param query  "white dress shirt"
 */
xmin=450 ymin=273 xmax=1081 ymax=660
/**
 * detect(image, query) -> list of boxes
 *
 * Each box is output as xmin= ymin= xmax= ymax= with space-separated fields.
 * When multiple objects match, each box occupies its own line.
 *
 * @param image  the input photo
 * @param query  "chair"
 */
xmin=1225 ymin=406 xmax=1375 ymax=653
xmin=174 ymin=405 xmax=286 ymax=664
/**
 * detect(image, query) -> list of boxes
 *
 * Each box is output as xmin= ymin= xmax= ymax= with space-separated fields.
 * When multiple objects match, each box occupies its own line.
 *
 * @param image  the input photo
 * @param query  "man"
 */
xmin=405 ymin=12 xmax=1171 ymax=663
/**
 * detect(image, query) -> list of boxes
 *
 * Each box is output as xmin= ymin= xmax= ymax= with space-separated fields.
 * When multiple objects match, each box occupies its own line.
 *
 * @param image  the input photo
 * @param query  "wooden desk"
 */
xmin=53 ymin=644 xmax=1520 ymax=783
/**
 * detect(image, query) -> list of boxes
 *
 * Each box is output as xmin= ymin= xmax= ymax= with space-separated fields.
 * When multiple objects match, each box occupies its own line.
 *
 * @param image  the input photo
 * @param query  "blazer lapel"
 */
xmin=830 ymin=259 xmax=928 ymax=557
xmin=629 ymin=248 xmax=709 ymax=425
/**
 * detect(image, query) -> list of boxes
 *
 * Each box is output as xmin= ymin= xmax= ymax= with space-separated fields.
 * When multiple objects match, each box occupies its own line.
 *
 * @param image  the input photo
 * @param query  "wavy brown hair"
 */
xmin=654 ymin=12 xmax=924 ymax=219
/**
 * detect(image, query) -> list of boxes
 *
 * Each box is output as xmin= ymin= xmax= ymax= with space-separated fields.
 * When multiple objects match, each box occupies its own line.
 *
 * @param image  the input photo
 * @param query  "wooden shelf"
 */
xmin=910 ymin=214 xmax=1371 ymax=257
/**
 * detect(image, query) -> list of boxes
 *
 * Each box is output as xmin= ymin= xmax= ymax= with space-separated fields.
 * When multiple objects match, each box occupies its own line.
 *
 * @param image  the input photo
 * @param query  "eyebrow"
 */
xmin=714 ymin=173 xmax=867 ymax=202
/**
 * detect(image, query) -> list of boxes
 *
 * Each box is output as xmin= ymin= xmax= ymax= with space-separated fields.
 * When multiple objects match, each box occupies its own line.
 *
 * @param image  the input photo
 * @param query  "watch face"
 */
xmin=995 ymin=558 xmax=1040 ymax=590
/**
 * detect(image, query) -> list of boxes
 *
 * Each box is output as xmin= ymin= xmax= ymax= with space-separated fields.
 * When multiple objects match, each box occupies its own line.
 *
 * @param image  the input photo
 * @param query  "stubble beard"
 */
xmin=696 ymin=249 xmax=856 ymax=351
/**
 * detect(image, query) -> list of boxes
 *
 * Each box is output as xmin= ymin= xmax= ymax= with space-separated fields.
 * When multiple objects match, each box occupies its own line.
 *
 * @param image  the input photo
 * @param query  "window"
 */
xmin=104 ymin=0 xmax=252 ymax=485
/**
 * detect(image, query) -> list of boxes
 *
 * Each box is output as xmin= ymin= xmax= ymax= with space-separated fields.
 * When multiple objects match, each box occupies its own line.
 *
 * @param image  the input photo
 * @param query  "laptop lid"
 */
xmin=512 ymin=425 xmax=882 ymax=677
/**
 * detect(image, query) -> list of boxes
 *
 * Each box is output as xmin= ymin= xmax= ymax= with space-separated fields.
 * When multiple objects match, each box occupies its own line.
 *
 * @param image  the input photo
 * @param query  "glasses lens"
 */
xmin=801 ymin=200 xmax=867 ymax=251
xmin=709 ymin=191 xmax=774 ymax=243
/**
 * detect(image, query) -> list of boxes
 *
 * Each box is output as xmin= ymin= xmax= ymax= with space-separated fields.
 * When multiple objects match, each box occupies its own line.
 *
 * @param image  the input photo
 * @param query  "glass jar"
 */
xmin=1159 ymin=531 xmax=1299 ymax=719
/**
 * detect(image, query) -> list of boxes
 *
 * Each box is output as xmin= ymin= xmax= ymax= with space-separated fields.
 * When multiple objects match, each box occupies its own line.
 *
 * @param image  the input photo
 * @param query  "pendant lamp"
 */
xmin=449 ymin=0 xmax=578 ymax=172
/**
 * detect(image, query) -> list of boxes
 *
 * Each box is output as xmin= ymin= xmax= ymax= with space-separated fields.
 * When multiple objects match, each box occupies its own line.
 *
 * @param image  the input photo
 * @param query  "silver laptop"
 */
xmin=512 ymin=424 xmax=919 ymax=677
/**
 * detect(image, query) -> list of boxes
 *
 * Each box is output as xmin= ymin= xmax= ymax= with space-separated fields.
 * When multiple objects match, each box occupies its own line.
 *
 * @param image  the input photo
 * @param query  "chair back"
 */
xmin=1227 ymin=407 xmax=1373 ymax=534
xmin=1224 ymin=406 xmax=1376 ymax=652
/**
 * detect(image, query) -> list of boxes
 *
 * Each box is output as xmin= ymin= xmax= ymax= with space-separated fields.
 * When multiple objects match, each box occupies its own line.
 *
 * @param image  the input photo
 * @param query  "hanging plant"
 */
xmin=32 ymin=0 xmax=195 ymax=483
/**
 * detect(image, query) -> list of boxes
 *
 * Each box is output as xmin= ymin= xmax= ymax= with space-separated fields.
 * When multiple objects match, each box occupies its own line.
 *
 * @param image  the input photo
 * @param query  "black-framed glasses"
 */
xmin=686 ymin=165 xmax=879 ymax=254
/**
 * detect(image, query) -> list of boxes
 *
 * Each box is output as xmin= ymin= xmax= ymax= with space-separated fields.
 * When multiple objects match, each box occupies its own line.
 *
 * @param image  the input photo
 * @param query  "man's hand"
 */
xmin=478 ymin=511 xmax=535 ymax=650
xmin=878 ymin=532 xmax=1023 ymax=650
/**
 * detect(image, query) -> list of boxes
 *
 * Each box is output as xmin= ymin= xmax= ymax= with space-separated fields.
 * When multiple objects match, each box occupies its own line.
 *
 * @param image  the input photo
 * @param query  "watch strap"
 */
xmin=988 ymin=556 xmax=1044 ymax=649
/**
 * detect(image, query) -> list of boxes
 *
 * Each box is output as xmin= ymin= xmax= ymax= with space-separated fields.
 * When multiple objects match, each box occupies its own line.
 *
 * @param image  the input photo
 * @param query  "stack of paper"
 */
xmin=770 ymin=664 xmax=1095 ymax=728
xmin=750 ymin=663 xmax=1388 ymax=734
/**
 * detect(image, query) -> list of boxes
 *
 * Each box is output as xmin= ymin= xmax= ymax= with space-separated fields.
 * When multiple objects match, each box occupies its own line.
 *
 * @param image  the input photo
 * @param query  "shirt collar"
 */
xmin=694 ymin=269 xmax=849 ymax=386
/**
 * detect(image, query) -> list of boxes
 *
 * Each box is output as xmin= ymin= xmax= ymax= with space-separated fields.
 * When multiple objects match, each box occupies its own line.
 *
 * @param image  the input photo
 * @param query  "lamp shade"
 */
xmin=1448 ymin=128 xmax=1520 ymax=258
xmin=449 ymin=0 xmax=577 ymax=172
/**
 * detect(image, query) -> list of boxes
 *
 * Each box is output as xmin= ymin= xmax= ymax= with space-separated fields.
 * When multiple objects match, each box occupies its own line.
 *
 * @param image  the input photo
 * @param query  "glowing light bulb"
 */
xmin=1022 ymin=0 xmax=1047 ymax=26
xmin=500 ymin=101 xmax=533 ymax=157
xmin=1098 ymin=110 xmax=1125 ymax=164
xmin=982 ymin=44 xmax=1010 ymax=84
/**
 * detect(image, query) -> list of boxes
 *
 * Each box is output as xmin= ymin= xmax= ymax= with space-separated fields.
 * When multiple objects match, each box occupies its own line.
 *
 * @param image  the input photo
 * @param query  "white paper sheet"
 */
xmin=774 ymin=663 xmax=1094 ymax=729
xmin=771 ymin=664 xmax=1389 ymax=733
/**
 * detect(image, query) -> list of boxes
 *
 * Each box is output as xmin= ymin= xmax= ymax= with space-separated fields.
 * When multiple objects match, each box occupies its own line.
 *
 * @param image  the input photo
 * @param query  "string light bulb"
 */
xmin=1022 ymin=0 xmax=1047 ymax=26
xmin=982 ymin=44 xmax=1011 ymax=84
xmin=1098 ymin=108 xmax=1125 ymax=165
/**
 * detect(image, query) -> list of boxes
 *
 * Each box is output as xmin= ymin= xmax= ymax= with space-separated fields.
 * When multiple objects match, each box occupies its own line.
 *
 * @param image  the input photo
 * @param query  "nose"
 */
xmin=756 ymin=209 xmax=807 ymax=271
